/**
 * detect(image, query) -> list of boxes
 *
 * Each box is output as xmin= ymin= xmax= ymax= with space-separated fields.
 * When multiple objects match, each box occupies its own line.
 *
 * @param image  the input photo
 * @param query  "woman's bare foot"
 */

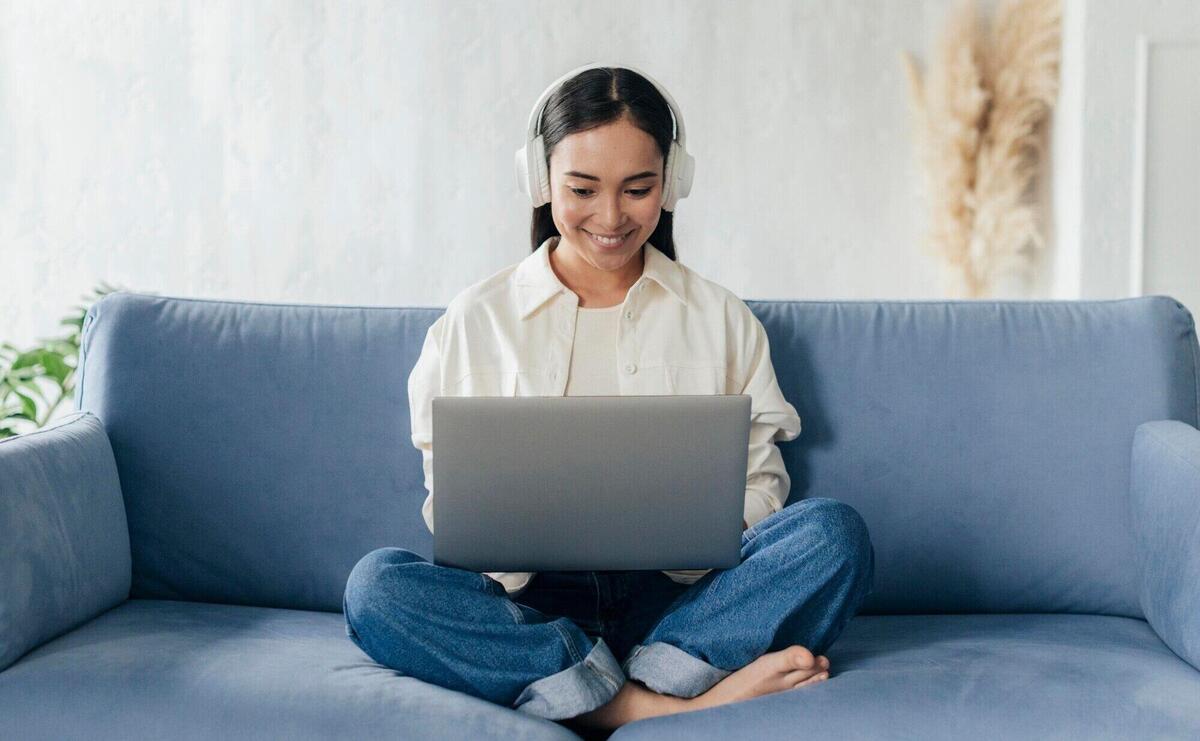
xmin=688 ymin=646 xmax=830 ymax=711
xmin=570 ymin=647 xmax=829 ymax=731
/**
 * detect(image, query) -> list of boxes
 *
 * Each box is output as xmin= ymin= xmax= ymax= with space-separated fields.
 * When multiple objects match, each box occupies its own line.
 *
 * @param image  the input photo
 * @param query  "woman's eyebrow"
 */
xmin=564 ymin=170 xmax=658 ymax=183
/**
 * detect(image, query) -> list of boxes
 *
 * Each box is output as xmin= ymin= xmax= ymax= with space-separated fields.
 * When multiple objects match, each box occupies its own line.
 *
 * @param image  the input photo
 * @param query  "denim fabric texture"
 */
xmin=343 ymin=497 xmax=875 ymax=720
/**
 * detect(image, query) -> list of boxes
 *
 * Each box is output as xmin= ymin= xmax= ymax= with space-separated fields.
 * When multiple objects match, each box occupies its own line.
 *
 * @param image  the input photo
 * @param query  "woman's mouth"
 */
xmin=584 ymin=229 xmax=635 ymax=249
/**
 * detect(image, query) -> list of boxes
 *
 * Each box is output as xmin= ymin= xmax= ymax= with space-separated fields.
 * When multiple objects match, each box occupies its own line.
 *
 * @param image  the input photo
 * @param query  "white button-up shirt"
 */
xmin=408 ymin=235 xmax=802 ymax=596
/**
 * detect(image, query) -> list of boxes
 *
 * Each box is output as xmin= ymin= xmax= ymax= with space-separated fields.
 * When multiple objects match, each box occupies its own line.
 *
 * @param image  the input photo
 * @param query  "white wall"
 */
xmin=1051 ymin=0 xmax=1199 ymax=311
xmin=6 ymin=0 xmax=1054 ymax=354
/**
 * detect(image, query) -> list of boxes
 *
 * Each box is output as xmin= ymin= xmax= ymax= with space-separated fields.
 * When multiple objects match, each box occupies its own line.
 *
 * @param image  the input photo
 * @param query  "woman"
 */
xmin=343 ymin=65 xmax=875 ymax=733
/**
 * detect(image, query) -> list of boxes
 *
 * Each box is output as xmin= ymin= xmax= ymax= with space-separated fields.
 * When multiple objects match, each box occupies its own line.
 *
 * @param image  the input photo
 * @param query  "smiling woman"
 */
xmin=523 ymin=66 xmax=692 ymax=261
xmin=517 ymin=66 xmax=692 ymax=308
xmin=344 ymin=64 xmax=873 ymax=735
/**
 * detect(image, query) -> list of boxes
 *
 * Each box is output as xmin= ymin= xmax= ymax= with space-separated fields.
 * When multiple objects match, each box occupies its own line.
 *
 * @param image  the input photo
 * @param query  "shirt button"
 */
xmin=624 ymin=310 xmax=634 ymax=320
xmin=550 ymin=370 xmax=558 ymax=380
xmin=624 ymin=362 xmax=637 ymax=374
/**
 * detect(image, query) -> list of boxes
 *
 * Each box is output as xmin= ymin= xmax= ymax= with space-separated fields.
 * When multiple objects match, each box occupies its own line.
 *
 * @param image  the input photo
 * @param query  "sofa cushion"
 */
xmin=758 ymin=296 xmax=1199 ymax=617
xmin=0 ymin=599 xmax=578 ymax=740
xmin=2 ymin=601 xmax=1195 ymax=740
xmin=610 ymin=613 xmax=1200 ymax=740
xmin=0 ymin=411 xmax=130 ymax=672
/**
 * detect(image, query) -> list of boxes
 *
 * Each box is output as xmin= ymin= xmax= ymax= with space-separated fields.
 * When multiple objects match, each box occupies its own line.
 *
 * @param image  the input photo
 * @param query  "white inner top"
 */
xmin=564 ymin=303 xmax=622 ymax=396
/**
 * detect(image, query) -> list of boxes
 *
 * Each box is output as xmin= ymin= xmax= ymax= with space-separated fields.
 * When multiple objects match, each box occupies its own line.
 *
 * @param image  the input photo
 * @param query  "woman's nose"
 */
xmin=599 ymin=193 xmax=623 ymax=227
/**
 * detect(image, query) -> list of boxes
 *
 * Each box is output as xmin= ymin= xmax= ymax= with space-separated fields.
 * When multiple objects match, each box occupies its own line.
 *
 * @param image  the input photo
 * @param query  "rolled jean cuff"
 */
xmin=622 ymin=641 xmax=733 ymax=699
xmin=512 ymin=635 xmax=626 ymax=720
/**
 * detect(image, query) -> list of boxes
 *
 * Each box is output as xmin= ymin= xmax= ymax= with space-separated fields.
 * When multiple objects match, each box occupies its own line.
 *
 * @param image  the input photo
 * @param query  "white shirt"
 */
xmin=408 ymin=235 xmax=802 ymax=597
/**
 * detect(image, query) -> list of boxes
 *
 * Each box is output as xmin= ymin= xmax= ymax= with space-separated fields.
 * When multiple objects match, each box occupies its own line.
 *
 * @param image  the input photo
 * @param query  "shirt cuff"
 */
xmin=743 ymin=489 xmax=777 ymax=531
xmin=486 ymin=571 xmax=535 ymax=596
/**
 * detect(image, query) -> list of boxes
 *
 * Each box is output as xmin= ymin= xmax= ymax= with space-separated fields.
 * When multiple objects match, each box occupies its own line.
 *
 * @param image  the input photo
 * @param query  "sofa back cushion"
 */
xmin=765 ymin=297 xmax=1198 ymax=618
xmin=78 ymin=293 xmax=1199 ymax=616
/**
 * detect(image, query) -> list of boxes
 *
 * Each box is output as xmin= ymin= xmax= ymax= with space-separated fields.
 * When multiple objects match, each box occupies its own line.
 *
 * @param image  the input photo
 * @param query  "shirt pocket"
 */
xmin=663 ymin=364 xmax=730 ymax=395
xmin=450 ymin=370 xmax=519 ymax=397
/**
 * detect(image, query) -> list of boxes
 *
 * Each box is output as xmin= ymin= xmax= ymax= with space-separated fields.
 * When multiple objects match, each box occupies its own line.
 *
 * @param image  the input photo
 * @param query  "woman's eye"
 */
xmin=570 ymin=188 xmax=652 ymax=198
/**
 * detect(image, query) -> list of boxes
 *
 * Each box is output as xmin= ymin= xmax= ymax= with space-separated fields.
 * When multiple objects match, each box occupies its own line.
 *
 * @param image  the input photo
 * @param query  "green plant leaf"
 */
xmin=10 ymin=350 xmax=43 ymax=371
xmin=44 ymin=339 xmax=77 ymax=357
xmin=15 ymin=377 xmax=49 ymax=401
xmin=0 ymin=281 xmax=115 ymax=432
xmin=40 ymin=353 xmax=71 ymax=384
xmin=8 ymin=365 xmax=40 ymax=383
xmin=14 ymin=390 xmax=37 ymax=419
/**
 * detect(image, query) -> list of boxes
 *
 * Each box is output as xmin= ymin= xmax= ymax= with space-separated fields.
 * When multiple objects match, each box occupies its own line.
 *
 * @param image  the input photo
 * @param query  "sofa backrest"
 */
xmin=78 ymin=292 xmax=1199 ymax=617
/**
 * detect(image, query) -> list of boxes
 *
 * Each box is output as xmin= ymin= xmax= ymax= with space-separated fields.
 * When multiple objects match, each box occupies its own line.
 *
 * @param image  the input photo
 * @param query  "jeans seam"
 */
xmin=502 ymin=599 xmax=525 ymax=624
xmin=584 ymin=639 xmax=622 ymax=694
xmin=551 ymin=621 xmax=585 ymax=665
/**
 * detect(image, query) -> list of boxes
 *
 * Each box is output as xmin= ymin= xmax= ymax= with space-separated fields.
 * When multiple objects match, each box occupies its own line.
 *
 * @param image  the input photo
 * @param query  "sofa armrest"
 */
xmin=0 ymin=411 xmax=131 ymax=672
xmin=1130 ymin=420 xmax=1200 ymax=671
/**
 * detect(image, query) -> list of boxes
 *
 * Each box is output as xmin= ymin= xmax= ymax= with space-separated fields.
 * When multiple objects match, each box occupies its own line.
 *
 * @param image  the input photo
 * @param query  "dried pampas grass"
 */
xmin=904 ymin=0 xmax=1062 ymax=297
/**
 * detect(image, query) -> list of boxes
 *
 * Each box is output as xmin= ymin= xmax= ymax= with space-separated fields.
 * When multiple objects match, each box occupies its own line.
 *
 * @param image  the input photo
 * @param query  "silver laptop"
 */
xmin=431 ymin=394 xmax=752 ymax=572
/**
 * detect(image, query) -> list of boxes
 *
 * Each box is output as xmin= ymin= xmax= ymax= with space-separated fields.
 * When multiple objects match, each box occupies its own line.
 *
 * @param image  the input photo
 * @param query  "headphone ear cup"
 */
xmin=662 ymin=140 xmax=693 ymax=212
xmin=676 ymin=148 xmax=695 ymax=201
xmin=514 ymin=145 xmax=531 ymax=201
xmin=531 ymin=135 xmax=551 ymax=207
xmin=515 ymin=136 xmax=550 ymax=208
xmin=661 ymin=143 xmax=676 ymax=211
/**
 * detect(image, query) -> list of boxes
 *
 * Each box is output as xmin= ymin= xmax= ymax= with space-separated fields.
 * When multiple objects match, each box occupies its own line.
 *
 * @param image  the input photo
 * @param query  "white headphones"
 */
xmin=514 ymin=63 xmax=695 ymax=212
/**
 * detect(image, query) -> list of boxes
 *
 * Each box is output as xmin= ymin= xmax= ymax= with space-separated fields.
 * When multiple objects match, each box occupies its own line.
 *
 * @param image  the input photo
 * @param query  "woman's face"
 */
xmin=548 ymin=115 xmax=664 ymax=274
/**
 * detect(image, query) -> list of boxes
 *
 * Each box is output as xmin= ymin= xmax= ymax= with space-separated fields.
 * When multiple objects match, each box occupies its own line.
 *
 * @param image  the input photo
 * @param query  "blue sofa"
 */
xmin=2 ymin=291 xmax=1199 ymax=739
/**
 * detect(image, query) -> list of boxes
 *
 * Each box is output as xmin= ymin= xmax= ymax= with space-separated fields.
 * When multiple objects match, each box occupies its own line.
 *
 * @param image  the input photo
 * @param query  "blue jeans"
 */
xmin=342 ymin=496 xmax=875 ymax=721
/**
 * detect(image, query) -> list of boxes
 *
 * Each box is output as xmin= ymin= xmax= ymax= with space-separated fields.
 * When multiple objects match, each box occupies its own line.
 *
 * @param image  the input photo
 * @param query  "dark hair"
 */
xmin=529 ymin=67 xmax=677 ymax=261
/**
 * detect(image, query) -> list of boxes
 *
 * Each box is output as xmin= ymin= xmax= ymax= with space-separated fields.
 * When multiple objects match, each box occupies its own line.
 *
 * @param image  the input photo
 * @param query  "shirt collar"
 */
xmin=514 ymin=235 xmax=687 ymax=320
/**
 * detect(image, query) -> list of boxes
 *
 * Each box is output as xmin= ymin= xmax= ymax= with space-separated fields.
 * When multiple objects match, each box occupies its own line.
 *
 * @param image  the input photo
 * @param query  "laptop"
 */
xmin=431 ymin=394 xmax=752 ymax=573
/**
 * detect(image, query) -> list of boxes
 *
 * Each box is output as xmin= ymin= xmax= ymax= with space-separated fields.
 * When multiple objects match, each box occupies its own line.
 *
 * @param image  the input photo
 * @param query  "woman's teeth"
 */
xmin=587 ymin=230 xmax=632 ymax=246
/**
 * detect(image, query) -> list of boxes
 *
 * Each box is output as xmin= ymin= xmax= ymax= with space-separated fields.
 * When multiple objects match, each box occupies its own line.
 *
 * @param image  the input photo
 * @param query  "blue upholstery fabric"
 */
xmin=77 ymin=293 xmax=441 ymax=613
xmin=1130 ymin=419 xmax=1200 ymax=671
xmin=756 ymin=296 xmax=1199 ymax=616
xmin=0 ymin=599 xmax=576 ymax=740
xmin=76 ymin=293 xmax=1200 ymax=616
xmin=609 ymin=613 xmax=1200 ymax=740
xmin=0 ymin=411 xmax=130 ymax=671
xmin=0 ymin=601 xmax=1195 ymax=740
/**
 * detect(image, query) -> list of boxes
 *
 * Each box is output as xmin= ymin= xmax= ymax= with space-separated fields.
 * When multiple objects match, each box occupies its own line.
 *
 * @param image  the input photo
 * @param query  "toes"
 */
xmin=782 ymin=645 xmax=816 ymax=670
xmin=788 ymin=670 xmax=829 ymax=688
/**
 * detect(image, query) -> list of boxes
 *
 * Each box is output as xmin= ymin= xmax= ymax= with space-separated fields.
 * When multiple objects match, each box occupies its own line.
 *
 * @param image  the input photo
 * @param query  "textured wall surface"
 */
xmin=3 ymin=0 xmax=1054 ymax=355
xmin=1053 ymin=0 xmax=1200 ymax=306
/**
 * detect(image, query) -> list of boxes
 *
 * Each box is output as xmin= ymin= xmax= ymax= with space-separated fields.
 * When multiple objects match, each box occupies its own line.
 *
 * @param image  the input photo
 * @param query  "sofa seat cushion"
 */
xmin=4 ymin=602 xmax=1197 ymax=740
xmin=611 ymin=613 xmax=1200 ymax=740
xmin=0 ymin=599 xmax=578 ymax=740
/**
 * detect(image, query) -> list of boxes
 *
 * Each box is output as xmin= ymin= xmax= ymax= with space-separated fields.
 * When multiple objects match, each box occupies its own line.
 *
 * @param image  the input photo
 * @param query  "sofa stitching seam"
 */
xmin=0 ymin=410 xmax=91 ymax=447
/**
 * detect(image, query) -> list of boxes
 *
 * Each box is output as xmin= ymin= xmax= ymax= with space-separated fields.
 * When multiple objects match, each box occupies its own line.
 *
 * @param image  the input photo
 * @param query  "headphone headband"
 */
xmin=514 ymin=63 xmax=695 ymax=211
xmin=524 ymin=63 xmax=688 ymax=151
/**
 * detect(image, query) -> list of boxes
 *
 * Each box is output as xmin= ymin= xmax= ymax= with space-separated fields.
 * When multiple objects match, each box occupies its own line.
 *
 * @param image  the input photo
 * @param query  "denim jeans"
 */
xmin=342 ymin=496 xmax=875 ymax=721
